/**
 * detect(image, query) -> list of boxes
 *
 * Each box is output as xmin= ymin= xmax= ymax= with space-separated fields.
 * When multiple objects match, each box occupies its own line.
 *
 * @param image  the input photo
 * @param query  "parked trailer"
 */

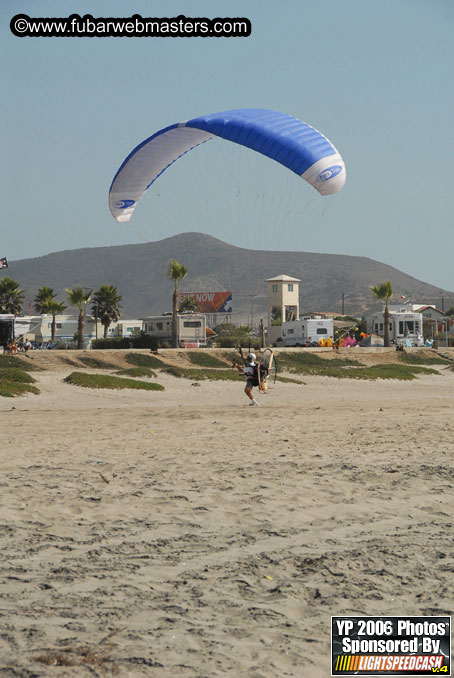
xmin=142 ymin=313 xmax=207 ymax=347
xmin=281 ymin=317 xmax=334 ymax=347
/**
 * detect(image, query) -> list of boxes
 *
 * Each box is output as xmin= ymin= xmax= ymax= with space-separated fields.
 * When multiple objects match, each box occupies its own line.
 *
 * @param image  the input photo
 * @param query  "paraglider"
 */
xmin=109 ymin=108 xmax=345 ymax=222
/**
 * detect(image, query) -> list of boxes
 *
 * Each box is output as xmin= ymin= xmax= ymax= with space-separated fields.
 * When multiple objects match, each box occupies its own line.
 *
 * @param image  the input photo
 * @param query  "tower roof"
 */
xmin=266 ymin=274 xmax=301 ymax=283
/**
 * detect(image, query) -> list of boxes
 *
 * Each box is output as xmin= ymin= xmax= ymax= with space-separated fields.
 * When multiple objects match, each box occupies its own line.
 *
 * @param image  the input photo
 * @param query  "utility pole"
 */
xmin=342 ymin=293 xmax=345 ymax=316
xmin=260 ymin=318 xmax=266 ymax=348
xmin=249 ymin=294 xmax=257 ymax=330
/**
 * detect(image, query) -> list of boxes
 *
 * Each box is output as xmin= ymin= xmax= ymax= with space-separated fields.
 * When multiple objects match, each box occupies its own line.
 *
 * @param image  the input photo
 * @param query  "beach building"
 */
xmin=266 ymin=275 xmax=300 ymax=345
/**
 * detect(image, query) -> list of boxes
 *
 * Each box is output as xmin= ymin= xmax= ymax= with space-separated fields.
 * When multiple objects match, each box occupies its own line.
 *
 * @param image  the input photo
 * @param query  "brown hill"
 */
xmin=4 ymin=233 xmax=453 ymax=320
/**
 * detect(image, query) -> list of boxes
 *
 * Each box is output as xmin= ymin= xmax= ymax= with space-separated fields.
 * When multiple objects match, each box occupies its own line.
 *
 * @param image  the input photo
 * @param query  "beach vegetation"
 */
xmin=78 ymin=356 xmax=119 ymax=369
xmin=0 ymin=366 xmax=39 ymax=397
xmin=164 ymin=366 xmax=238 ymax=380
xmin=65 ymin=286 xmax=92 ymax=349
xmin=115 ymin=367 xmax=157 ymax=378
xmin=91 ymin=333 xmax=158 ymax=350
xmin=352 ymin=364 xmax=438 ymax=380
xmin=179 ymin=295 xmax=199 ymax=312
xmin=0 ymin=276 xmax=24 ymax=314
xmin=0 ymin=355 xmax=41 ymax=371
xmin=42 ymin=299 xmax=68 ymax=340
xmin=276 ymin=374 xmax=305 ymax=384
xmin=275 ymin=352 xmax=438 ymax=380
xmin=64 ymin=372 xmax=165 ymax=391
xmin=278 ymin=352 xmax=362 ymax=371
xmin=168 ymin=259 xmax=188 ymax=348
xmin=125 ymin=353 xmax=166 ymax=369
xmin=34 ymin=286 xmax=57 ymax=313
xmin=214 ymin=324 xmax=261 ymax=349
xmin=91 ymin=284 xmax=122 ymax=338
xmin=397 ymin=352 xmax=450 ymax=366
xmin=186 ymin=351 xmax=229 ymax=368
xmin=370 ymin=280 xmax=393 ymax=347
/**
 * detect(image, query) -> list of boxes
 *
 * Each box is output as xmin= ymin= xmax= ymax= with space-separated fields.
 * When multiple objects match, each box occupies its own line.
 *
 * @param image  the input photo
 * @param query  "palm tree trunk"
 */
xmin=433 ymin=319 xmax=439 ymax=349
xmin=172 ymin=286 xmax=178 ymax=348
xmin=78 ymin=311 xmax=84 ymax=349
xmin=384 ymin=303 xmax=390 ymax=347
xmin=51 ymin=315 xmax=56 ymax=342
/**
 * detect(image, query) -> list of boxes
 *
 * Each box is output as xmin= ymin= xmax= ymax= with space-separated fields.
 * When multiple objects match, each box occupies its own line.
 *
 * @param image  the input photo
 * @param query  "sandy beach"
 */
xmin=1 ymin=349 xmax=453 ymax=677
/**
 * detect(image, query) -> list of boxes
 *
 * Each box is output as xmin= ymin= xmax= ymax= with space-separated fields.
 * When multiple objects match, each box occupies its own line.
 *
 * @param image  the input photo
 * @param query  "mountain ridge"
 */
xmin=3 ymin=233 xmax=452 ymax=320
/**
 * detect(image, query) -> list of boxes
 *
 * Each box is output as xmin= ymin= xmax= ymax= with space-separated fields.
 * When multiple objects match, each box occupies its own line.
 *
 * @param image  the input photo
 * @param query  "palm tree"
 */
xmin=34 ymin=286 xmax=57 ymax=314
xmin=370 ymin=280 xmax=393 ymax=347
xmin=179 ymin=295 xmax=198 ymax=312
xmin=65 ymin=286 xmax=92 ymax=349
xmin=91 ymin=284 xmax=122 ymax=338
xmin=168 ymin=259 xmax=188 ymax=348
xmin=0 ymin=276 xmax=24 ymax=314
xmin=41 ymin=298 xmax=67 ymax=342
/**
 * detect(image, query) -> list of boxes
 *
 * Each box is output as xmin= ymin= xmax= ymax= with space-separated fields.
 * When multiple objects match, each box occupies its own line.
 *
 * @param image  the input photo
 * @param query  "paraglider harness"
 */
xmin=234 ymin=347 xmax=269 ymax=390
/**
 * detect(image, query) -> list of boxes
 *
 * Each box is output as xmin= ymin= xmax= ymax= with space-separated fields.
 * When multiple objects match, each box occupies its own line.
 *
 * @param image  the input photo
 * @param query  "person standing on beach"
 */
xmin=233 ymin=352 xmax=260 ymax=406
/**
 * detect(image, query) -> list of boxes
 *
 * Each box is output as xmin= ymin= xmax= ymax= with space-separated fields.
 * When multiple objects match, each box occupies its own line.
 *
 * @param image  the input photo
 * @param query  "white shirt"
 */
xmin=242 ymin=361 xmax=256 ymax=378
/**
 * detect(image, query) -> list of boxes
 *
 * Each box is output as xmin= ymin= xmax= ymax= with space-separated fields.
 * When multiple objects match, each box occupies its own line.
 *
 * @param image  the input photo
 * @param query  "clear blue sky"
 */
xmin=2 ymin=0 xmax=453 ymax=292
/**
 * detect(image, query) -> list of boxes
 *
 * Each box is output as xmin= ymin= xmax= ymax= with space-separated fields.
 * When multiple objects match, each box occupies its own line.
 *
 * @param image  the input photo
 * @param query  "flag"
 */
xmin=0 ymin=257 xmax=8 ymax=269
xmin=400 ymin=293 xmax=408 ymax=300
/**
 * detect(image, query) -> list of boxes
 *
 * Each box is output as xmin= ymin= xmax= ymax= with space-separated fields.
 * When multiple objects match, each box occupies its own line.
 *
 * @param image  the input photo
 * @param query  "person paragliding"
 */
xmin=232 ymin=351 xmax=260 ymax=406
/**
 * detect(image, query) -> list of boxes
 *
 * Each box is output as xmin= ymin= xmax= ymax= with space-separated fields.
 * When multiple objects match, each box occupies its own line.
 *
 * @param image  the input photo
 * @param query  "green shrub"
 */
xmin=78 ymin=356 xmax=118 ymax=369
xmin=277 ymin=352 xmax=362 ymax=372
xmin=0 ymin=368 xmax=36 ymax=383
xmin=161 ymin=365 xmax=184 ymax=378
xmin=125 ymin=353 xmax=166 ymax=369
xmin=397 ymin=352 xmax=450 ymax=366
xmin=0 ymin=362 xmax=40 ymax=397
xmin=186 ymin=351 xmax=229 ymax=368
xmin=0 ymin=381 xmax=40 ymax=397
xmin=115 ymin=367 xmax=157 ymax=378
xmin=216 ymin=336 xmax=261 ymax=349
xmin=64 ymin=372 xmax=164 ymax=391
xmin=91 ymin=333 xmax=158 ymax=350
xmin=0 ymin=355 xmax=40 ymax=371
xmin=275 ymin=352 xmax=438 ymax=380
xmin=351 ymin=364 xmax=438 ymax=380
xmin=177 ymin=367 xmax=238 ymax=381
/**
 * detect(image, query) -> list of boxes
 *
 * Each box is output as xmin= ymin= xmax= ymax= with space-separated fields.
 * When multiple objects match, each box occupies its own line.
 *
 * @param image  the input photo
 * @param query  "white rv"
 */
xmin=281 ymin=317 xmax=334 ymax=347
xmin=370 ymin=311 xmax=424 ymax=346
xmin=13 ymin=314 xmax=98 ymax=347
xmin=142 ymin=313 xmax=207 ymax=347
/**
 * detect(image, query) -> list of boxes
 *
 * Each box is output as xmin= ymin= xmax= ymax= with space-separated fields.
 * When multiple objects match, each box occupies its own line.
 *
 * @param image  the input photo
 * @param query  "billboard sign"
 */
xmin=179 ymin=291 xmax=232 ymax=313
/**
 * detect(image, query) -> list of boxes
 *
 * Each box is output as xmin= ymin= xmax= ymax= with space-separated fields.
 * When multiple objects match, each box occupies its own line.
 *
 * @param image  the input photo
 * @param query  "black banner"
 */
xmin=331 ymin=616 xmax=451 ymax=675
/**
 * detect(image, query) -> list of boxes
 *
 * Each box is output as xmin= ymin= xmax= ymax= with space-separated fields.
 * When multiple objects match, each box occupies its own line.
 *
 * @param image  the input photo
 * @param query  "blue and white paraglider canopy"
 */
xmin=109 ymin=108 xmax=346 ymax=222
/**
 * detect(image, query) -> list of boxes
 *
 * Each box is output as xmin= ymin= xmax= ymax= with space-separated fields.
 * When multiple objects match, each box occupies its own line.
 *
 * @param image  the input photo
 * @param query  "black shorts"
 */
xmin=246 ymin=379 xmax=254 ymax=389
